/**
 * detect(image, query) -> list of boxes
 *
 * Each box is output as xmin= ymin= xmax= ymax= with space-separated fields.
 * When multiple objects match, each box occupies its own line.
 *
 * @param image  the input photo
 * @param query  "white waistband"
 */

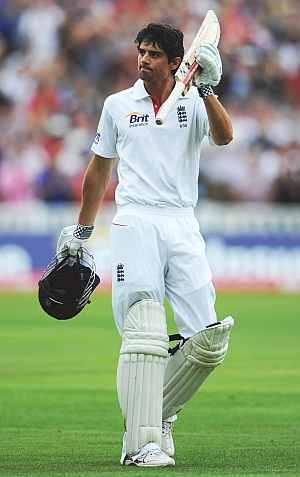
xmin=117 ymin=203 xmax=194 ymax=217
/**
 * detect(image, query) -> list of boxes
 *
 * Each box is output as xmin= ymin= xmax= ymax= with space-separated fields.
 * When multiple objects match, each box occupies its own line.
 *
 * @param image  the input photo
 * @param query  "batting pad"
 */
xmin=163 ymin=316 xmax=234 ymax=420
xmin=117 ymin=299 xmax=169 ymax=455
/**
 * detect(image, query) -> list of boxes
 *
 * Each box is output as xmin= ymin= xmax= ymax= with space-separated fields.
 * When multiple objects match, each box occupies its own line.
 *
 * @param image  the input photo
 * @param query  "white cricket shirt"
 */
xmin=91 ymin=79 xmax=213 ymax=208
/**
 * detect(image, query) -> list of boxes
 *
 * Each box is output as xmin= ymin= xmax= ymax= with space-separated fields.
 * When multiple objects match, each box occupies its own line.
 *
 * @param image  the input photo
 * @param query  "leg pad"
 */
xmin=117 ymin=300 xmax=169 ymax=455
xmin=163 ymin=316 xmax=234 ymax=419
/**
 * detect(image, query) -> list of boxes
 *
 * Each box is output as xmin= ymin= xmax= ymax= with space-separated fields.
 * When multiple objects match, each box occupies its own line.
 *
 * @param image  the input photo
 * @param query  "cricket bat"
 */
xmin=155 ymin=10 xmax=220 ymax=125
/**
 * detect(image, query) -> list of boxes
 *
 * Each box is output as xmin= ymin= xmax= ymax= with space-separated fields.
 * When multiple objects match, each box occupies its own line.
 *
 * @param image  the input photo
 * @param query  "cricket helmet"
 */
xmin=38 ymin=248 xmax=100 ymax=320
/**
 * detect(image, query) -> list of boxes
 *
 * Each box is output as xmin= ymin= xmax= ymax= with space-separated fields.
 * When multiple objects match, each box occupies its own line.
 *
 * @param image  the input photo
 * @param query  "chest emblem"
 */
xmin=177 ymin=105 xmax=188 ymax=128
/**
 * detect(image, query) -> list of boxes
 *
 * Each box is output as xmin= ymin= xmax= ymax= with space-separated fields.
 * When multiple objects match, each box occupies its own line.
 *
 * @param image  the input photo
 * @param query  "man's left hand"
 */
xmin=57 ymin=225 xmax=94 ymax=256
xmin=194 ymin=44 xmax=222 ymax=87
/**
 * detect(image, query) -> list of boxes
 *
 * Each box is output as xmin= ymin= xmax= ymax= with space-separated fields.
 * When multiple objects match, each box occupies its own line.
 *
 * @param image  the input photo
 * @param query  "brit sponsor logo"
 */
xmin=126 ymin=112 xmax=149 ymax=127
xmin=177 ymin=105 xmax=187 ymax=128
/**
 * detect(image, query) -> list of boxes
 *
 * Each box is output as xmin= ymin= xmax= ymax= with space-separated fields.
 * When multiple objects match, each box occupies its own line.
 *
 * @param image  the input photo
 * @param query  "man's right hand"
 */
xmin=57 ymin=225 xmax=94 ymax=256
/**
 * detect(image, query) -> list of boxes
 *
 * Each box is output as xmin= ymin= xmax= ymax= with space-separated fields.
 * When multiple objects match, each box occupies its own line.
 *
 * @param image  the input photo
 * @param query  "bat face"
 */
xmin=176 ymin=10 xmax=220 ymax=86
xmin=155 ymin=10 xmax=220 ymax=125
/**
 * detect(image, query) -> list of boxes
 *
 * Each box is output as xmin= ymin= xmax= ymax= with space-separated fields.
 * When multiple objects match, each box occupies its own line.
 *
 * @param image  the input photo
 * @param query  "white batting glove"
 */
xmin=57 ymin=225 xmax=94 ymax=256
xmin=194 ymin=44 xmax=222 ymax=87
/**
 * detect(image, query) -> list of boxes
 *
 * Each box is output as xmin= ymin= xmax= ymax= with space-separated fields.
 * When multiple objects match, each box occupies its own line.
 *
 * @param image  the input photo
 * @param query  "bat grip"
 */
xmin=183 ymin=61 xmax=199 ymax=87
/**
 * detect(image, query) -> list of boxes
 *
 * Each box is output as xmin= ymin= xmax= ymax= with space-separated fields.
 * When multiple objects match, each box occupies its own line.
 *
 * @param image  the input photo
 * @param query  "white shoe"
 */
xmin=121 ymin=440 xmax=175 ymax=467
xmin=162 ymin=420 xmax=175 ymax=457
xmin=120 ymin=433 xmax=127 ymax=465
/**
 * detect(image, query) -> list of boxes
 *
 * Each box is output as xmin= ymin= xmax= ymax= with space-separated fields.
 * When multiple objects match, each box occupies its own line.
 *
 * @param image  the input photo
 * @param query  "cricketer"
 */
xmin=58 ymin=22 xmax=234 ymax=467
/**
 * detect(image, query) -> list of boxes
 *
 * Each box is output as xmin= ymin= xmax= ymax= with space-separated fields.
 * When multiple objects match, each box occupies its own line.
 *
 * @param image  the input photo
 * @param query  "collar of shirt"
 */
xmin=133 ymin=79 xmax=150 ymax=100
xmin=132 ymin=79 xmax=190 ymax=101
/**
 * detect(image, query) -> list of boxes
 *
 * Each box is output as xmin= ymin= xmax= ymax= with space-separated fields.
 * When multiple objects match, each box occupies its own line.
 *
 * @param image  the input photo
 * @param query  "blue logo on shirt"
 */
xmin=127 ymin=112 xmax=149 ymax=127
xmin=94 ymin=132 xmax=101 ymax=144
xmin=177 ymin=106 xmax=187 ymax=128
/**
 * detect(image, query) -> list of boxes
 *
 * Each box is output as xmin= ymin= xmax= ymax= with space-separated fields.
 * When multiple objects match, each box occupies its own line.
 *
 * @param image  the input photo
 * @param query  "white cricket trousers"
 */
xmin=111 ymin=204 xmax=217 ymax=338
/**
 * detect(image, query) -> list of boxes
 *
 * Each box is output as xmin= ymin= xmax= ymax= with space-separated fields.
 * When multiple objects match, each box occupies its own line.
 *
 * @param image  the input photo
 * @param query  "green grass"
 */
xmin=1 ymin=291 xmax=300 ymax=477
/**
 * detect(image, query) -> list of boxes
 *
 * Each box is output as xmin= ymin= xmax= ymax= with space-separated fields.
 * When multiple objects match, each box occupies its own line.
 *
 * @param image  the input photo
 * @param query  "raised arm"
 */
xmin=202 ymin=95 xmax=233 ymax=145
xmin=193 ymin=43 xmax=233 ymax=146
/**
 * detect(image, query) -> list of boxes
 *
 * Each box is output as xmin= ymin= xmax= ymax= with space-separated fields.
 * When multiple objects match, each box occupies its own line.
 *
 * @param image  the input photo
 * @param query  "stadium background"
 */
xmin=0 ymin=0 xmax=300 ymax=290
xmin=1 ymin=2 xmax=300 ymax=476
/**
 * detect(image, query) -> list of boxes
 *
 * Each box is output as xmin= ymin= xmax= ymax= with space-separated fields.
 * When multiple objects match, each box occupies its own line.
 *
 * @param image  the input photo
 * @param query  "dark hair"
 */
xmin=135 ymin=23 xmax=184 ymax=63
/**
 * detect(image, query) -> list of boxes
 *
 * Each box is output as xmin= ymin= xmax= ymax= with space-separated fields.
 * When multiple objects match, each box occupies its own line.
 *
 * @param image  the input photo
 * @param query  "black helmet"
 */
xmin=38 ymin=248 xmax=100 ymax=320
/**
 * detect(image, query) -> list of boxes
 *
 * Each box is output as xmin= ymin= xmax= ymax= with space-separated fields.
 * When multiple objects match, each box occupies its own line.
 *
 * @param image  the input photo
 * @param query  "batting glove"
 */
xmin=57 ymin=224 xmax=94 ymax=256
xmin=194 ymin=44 xmax=222 ymax=87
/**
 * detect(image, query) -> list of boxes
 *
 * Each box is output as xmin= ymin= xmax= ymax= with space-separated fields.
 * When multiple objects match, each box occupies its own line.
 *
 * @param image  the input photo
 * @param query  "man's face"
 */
xmin=137 ymin=41 xmax=179 ymax=82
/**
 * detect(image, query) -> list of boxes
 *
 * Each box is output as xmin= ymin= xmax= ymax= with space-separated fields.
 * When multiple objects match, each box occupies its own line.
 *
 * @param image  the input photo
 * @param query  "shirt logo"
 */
xmin=116 ymin=263 xmax=125 ymax=282
xmin=93 ymin=132 xmax=101 ymax=144
xmin=177 ymin=105 xmax=187 ymax=128
xmin=127 ymin=112 xmax=149 ymax=128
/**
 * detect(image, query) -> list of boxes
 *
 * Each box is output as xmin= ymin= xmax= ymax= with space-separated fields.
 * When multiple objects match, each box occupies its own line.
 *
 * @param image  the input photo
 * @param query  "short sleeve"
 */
xmin=91 ymin=98 xmax=117 ymax=158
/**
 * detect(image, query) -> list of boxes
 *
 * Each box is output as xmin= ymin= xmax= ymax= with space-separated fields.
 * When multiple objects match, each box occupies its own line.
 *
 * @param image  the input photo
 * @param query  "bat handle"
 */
xmin=182 ymin=61 xmax=199 ymax=89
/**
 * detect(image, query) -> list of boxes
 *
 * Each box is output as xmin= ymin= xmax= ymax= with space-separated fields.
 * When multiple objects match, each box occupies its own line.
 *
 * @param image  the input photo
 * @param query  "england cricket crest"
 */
xmin=116 ymin=263 xmax=125 ymax=282
xmin=177 ymin=105 xmax=187 ymax=128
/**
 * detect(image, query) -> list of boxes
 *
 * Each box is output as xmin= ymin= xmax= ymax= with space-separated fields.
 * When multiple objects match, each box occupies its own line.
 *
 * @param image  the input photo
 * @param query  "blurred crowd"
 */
xmin=0 ymin=0 xmax=300 ymax=204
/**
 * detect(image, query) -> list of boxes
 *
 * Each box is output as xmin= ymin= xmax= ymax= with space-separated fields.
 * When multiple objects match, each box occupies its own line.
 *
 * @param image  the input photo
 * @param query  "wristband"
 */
xmin=73 ymin=224 xmax=94 ymax=240
xmin=197 ymin=84 xmax=214 ymax=99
